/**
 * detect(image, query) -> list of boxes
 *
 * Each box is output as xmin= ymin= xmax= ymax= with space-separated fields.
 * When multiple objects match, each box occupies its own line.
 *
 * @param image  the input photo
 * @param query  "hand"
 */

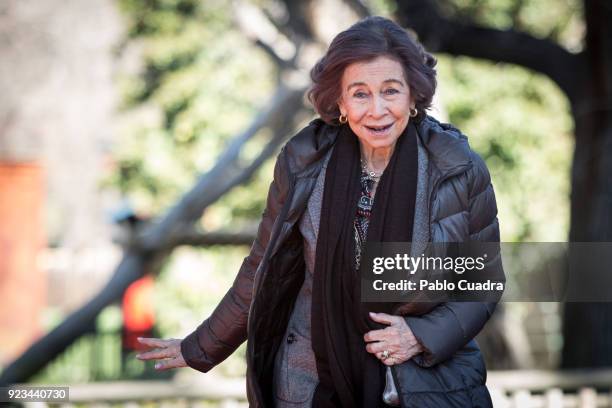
xmin=363 ymin=312 xmax=424 ymax=366
xmin=135 ymin=337 xmax=188 ymax=371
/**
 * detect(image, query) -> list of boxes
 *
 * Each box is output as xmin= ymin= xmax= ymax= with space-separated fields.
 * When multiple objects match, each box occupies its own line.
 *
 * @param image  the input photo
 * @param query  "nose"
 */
xmin=369 ymin=94 xmax=388 ymax=117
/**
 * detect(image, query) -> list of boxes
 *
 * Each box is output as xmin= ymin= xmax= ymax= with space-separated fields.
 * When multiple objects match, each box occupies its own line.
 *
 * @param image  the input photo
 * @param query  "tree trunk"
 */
xmin=562 ymin=0 xmax=612 ymax=368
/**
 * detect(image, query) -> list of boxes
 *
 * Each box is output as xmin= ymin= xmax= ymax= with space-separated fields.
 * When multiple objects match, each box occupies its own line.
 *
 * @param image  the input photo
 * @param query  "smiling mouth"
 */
xmin=365 ymin=123 xmax=393 ymax=132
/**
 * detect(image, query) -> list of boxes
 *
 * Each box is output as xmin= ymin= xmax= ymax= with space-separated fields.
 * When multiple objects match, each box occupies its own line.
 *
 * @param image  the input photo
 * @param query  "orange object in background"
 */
xmin=0 ymin=162 xmax=46 ymax=365
xmin=122 ymin=274 xmax=155 ymax=351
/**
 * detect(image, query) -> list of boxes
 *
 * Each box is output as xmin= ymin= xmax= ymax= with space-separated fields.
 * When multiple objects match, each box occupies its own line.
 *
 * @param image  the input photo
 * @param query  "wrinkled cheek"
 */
xmin=350 ymin=108 xmax=369 ymax=122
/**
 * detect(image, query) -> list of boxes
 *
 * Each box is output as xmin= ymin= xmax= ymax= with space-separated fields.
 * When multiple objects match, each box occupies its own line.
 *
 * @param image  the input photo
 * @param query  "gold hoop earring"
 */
xmin=409 ymin=107 xmax=418 ymax=118
xmin=339 ymin=113 xmax=348 ymax=124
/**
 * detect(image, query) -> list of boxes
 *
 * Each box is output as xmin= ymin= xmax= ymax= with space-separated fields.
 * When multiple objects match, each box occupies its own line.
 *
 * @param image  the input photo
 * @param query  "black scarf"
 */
xmin=311 ymin=121 xmax=419 ymax=407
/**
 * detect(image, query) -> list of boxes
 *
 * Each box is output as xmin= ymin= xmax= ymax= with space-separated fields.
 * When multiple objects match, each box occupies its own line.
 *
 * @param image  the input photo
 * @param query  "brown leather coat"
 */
xmin=180 ymin=115 xmax=503 ymax=407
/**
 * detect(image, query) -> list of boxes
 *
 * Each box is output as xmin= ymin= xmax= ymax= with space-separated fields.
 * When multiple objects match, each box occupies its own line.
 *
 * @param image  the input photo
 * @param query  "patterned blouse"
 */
xmin=354 ymin=169 xmax=378 ymax=270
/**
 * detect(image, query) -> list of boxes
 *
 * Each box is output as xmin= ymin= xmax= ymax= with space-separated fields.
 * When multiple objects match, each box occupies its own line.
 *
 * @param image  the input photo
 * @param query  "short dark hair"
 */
xmin=307 ymin=16 xmax=437 ymax=124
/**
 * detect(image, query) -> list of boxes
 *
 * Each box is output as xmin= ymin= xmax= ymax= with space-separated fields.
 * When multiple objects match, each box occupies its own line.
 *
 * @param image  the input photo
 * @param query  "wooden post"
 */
xmin=0 ymin=161 xmax=46 ymax=365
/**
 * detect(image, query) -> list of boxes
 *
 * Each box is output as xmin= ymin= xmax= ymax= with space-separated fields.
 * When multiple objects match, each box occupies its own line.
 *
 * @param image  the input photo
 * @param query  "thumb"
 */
xmin=369 ymin=312 xmax=396 ymax=325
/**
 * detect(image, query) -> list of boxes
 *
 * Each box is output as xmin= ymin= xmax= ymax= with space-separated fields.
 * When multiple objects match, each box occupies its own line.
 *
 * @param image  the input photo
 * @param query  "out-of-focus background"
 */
xmin=1 ymin=0 xmax=611 ymax=406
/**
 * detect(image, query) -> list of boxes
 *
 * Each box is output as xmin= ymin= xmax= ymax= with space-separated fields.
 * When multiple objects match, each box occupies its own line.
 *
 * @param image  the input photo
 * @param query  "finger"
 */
xmin=376 ymin=351 xmax=390 ymax=361
xmin=366 ymin=342 xmax=383 ymax=354
xmin=137 ymin=337 xmax=171 ymax=348
xmin=369 ymin=312 xmax=399 ymax=326
xmin=136 ymin=347 xmax=174 ymax=361
xmin=366 ymin=341 xmax=398 ymax=355
xmin=363 ymin=329 xmax=388 ymax=343
xmin=154 ymin=357 xmax=183 ymax=371
xmin=382 ymin=356 xmax=397 ymax=366
xmin=365 ymin=327 xmax=402 ymax=345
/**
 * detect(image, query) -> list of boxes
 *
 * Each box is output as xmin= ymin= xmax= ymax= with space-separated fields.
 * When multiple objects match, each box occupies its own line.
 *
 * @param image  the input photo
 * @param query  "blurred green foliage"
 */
xmin=432 ymin=0 xmax=581 ymax=241
xmin=105 ymin=0 xmax=277 ymax=224
xmin=442 ymin=0 xmax=583 ymax=50
xmin=437 ymin=56 xmax=572 ymax=241
xmin=153 ymin=245 xmax=250 ymax=377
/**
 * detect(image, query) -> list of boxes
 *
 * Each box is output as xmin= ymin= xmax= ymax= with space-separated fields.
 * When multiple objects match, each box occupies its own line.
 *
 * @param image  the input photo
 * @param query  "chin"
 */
xmin=367 ymin=138 xmax=396 ymax=148
xmin=360 ymin=133 xmax=401 ymax=149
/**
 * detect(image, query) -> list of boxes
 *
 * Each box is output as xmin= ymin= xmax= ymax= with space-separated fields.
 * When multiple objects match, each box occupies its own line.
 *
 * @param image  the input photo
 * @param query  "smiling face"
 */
xmin=338 ymin=55 xmax=415 ymax=151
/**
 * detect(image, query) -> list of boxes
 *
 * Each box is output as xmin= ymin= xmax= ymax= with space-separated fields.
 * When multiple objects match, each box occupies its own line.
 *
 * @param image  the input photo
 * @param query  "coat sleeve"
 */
xmin=405 ymin=151 xmax=504 ymax=367
xmin=180 ymin=147 xmax=290 ymax=373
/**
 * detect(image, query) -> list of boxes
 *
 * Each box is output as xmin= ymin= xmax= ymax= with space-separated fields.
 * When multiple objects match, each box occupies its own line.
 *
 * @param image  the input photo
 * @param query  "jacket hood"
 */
xmin=415 ymin=115 xmax=472 ymax=177
xmin=283 ymin=118 xmax=338 ymax=177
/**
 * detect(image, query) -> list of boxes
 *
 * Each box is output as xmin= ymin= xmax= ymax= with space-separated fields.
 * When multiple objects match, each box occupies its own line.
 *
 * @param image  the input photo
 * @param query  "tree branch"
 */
xmin=341 ymin=0 xmax=371 ymax=19
xmin=138 ymin=84 xmax=307 ymax=251
xmin=232 ymin=1 xmax=297 ymax=72
xmin=254 ymin=38 xmax=294 ymax=70
xmin=279 ymin=0 xmax=316 ymax=41
xmin=170 ymin=227 xmax=257 ymax=247
xmin=394 ymin=0 xmax=582 ymax=101
xmin=260 ymin=6 xmax=296 ymax=41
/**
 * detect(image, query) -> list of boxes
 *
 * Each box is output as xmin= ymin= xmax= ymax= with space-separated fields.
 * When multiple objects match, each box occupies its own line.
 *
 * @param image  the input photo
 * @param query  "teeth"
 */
xmin=369 ymin=124 xmax=390 ymax=131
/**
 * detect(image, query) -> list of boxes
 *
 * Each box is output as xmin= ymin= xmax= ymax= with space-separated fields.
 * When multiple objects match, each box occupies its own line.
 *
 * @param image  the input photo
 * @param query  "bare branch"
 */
xmin=260 ymin=5 xmax=297 ymax=42
xmin=279 ymin=0 xmax=316 ymax=40
xmin=394 ymin=0 xmax=582 ymax=101
xmin=170 ymin=227 xmax=257 ymax=247
xmin=341 ymin=0 xmax=371 ymax=19
xmin=139 ymin=84 xmax=307 ymax=251
xmin=232 ymin=1 xmax=297 ymax=71
xmin=254 ymin=38 xmax=294 ymax=70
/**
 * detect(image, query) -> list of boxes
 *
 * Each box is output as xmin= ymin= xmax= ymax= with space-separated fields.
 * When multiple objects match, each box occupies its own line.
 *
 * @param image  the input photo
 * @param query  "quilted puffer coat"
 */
xmin=180 ymin=115 xmax=502 ymax=407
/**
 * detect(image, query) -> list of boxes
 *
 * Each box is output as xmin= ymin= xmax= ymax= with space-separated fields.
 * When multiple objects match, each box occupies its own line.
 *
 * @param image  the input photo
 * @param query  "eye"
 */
xmin=353 ymin=91 xmax=368 ymax=98
xmin=384 ymin=88 xmax=399 ymax=95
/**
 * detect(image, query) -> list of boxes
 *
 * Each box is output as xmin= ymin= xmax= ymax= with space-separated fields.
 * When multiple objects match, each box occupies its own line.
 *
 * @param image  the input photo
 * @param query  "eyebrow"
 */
xmin=346 ymin=78 xmax=405 ymax=91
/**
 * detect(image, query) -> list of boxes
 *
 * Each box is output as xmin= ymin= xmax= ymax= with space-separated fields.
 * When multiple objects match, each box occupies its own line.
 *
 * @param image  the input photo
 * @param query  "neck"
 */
xmin=359 ymin=141 xmax=397 ymax=174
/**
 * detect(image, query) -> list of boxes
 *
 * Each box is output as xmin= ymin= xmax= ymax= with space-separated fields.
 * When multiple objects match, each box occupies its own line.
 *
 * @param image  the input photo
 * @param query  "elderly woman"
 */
xmin=137 ymin=16 xmax=502 ymax=408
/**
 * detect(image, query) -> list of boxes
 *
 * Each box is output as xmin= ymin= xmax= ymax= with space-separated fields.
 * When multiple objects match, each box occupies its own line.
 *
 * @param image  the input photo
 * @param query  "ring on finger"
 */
xmin=381 ymin=350 xmax=390 ymax=360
